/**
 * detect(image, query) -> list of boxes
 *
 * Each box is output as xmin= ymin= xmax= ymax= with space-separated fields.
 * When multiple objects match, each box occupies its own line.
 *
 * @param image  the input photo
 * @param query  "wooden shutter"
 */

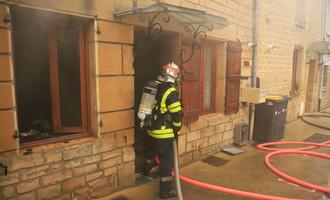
xmin=181 ymin=35 xmax=201 ymax=122
xmin=0 ymin=5 xmax=17 ymax=152
xmin=225 ymin=41 xmax=242 ymax=115
xmin=291 ymin=49 xmax=298 ymax=96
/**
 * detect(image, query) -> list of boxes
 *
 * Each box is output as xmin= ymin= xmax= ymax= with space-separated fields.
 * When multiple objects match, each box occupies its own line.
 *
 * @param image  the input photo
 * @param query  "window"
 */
xmin=201 ymin=41 xmax=216 ymax=113
xmin=181 ymin=38 xmax=241 ymax=122
xmin=181 ymin=39 xmax=217 ymax=121
xmin=11 ymin=6 xmax=91 ymax=145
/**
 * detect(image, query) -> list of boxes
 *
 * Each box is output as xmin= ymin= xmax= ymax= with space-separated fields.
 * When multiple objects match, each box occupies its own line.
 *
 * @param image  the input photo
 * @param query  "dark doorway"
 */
xmin=133 ymin=28 xmax=179 ymax=173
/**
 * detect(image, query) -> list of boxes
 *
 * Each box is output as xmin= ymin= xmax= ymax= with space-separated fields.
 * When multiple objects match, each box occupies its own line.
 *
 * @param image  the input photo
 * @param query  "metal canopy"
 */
xmin=307 ymin=41 xmax=330 ymax=54
xmin=114 ymin=2 xmax=228 ymax=66
xmin=114 ymin=2 xmax=228 ymax=32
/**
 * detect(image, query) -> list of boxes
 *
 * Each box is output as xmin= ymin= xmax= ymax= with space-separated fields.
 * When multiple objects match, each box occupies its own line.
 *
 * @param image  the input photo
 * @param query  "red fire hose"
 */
xmin=155 ymin=140 xmax=329 ymax=199
xmin=261 ymin=141 xmax=330 ymax=194
xmin=156 ymin=156 xmax=298 ymax=200
xmin=257 ymin=141 xmax=330 ymax=151
xmin=265 ymin=149 xmax=330 ymax=193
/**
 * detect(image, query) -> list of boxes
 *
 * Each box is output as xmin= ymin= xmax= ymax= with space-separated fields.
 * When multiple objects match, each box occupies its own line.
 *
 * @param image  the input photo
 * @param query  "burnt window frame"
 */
xmin=10 ymin=6 xmax=92 ymax=148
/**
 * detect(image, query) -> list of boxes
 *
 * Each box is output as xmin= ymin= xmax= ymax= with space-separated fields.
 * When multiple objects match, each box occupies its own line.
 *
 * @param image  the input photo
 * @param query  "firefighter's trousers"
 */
xmin=144 ymin=134 xmax=174 ymax=178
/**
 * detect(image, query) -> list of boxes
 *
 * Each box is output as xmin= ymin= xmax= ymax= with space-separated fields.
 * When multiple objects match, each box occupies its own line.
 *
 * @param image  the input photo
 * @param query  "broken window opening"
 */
xmin=11 ymin=6 xmax=91 ymax=144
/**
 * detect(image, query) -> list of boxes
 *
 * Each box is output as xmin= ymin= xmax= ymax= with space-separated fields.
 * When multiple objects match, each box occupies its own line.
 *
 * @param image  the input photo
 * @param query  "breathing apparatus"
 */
xmin=137 ymin=62 xmax=180 ymax=128
xmin=137 ymin=80 xmax=158 ymax=128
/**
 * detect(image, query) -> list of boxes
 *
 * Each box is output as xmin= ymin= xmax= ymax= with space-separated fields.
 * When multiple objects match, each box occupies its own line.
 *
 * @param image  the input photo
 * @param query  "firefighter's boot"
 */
xmin=143 ymin=159 xmax=154 ymax=177
xmin=159 ymin=179 xmax=177 ymax=199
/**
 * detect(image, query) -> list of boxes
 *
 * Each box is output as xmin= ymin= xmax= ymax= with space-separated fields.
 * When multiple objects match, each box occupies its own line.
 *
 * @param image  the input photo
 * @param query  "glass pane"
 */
xmin=57 ymin=28 xmax=82 ymax=127
xmin=203 ymin=44 xmax=213 ymax=109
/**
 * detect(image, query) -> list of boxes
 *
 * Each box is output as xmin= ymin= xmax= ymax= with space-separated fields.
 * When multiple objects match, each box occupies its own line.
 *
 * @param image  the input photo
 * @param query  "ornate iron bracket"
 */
xmin=180 ymin=23 xmax=213 ymax=65
xmin=139 ymin=10 xmax=170 ymax=41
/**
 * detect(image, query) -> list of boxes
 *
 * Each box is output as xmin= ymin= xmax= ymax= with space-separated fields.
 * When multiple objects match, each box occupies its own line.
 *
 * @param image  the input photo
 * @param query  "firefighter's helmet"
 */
xmin=161 ymin=62 xmax=180 ymax=82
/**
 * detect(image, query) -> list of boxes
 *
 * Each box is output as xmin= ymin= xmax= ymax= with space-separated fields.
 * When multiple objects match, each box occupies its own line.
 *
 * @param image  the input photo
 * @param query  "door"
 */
xmin=305 ymin=59 xmax=317 ymax=112
xmin=133 ymin=29 xmax=179 ymax=173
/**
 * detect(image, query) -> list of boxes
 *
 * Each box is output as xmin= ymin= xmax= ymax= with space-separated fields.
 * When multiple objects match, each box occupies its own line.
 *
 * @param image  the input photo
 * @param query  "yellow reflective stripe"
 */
xmin=148 ymin=132 xmax=174 ymax=139
xmin=168 ymin=102 xmax=181 ymax=109
xmin=160 ymin=87 xmax=176 ymax=114
xmin=169 ymin=106 xmax=182 ymax=113
xmin=147 ymin=128 xmax=175 ymax=139
xmin=147 ymin=128 xmax=173 ymax=134
xmin=172 ymin=121 xmax=181 ymax=127
xmin=160 ymin=107 xmax=167 ymax=113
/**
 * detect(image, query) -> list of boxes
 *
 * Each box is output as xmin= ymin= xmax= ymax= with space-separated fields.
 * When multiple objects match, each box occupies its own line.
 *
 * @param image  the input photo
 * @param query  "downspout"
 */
xmin=249 ymin=0 xmax=259 ymax=141
xmin=318 ymin=0 xmax=327 ymax=111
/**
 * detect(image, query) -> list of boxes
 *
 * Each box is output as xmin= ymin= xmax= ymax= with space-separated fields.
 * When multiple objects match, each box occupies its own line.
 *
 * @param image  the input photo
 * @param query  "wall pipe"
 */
xmin=248 ymin=0 xmax=259 ymax=141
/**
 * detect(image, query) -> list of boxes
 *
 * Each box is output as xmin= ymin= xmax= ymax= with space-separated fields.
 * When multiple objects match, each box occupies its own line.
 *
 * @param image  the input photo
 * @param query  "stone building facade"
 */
xmin=256 ymin=0 xmax=325 ymax=119
xmin=0 ymin=0 xmax=325 ymax=200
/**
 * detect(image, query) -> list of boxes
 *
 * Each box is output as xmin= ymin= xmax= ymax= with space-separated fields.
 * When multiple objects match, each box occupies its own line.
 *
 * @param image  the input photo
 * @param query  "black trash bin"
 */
xmin=253 ymin=95 xmax=289 ymax=143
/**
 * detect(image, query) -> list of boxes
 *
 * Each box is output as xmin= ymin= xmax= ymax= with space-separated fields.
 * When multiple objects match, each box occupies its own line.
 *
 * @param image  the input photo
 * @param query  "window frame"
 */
xmin=200 ymin=40 xmax=217 ymax=114
xmin=10 ymin=7 xmax=93 ymax=148
xmin=49 ymin=26 xmax=88 ymax=133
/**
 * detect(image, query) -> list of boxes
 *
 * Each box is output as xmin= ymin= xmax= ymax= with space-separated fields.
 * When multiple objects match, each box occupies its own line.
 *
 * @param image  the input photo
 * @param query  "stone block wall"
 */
xmin=178 ymin=109 xmax=248 ymax=166
xmin=0 ymin=135 xmax=135 ymax=200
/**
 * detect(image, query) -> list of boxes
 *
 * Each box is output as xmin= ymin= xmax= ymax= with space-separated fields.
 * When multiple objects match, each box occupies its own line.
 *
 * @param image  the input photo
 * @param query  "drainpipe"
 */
xmin=248 ymin=0 xmax=259 ymax=141
xmin=318 ymin=0 xmax=327 ymax=111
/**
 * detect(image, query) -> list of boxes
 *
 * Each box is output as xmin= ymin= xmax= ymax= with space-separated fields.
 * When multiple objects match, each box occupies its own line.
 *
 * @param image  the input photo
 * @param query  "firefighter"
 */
xmin=143 ymin=62 xmax=182 ymax=199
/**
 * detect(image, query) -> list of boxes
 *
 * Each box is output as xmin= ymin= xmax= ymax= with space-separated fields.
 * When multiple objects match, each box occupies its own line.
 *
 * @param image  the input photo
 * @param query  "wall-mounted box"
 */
xmin=240 ymin=87 xmax=265 ymax=104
